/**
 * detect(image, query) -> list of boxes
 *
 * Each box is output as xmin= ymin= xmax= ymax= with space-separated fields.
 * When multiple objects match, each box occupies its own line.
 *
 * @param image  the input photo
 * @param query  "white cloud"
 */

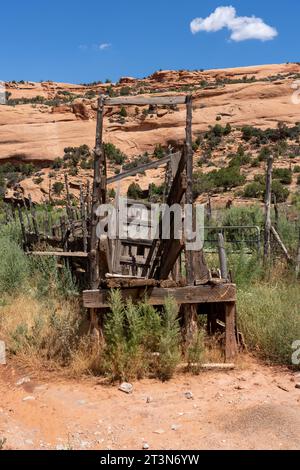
xmin=79 ymin=44 xmax=88 ymax=51
xmin=190 ymin=6 xmax=278 ymax=42
xmin=99 ymin=43 xmax=111 ymax=50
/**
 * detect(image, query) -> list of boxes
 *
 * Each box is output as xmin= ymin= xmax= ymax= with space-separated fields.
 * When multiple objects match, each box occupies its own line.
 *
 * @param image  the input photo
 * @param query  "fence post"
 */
xmin=264 ymin=156 xmax=273 ymax=263
xmin=218 ymin=233 xmax=228 ymax=280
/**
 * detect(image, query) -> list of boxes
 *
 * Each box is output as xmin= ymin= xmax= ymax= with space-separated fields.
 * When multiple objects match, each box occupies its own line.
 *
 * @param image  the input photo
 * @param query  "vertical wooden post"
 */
xmin=80 ymin=183 xmax=88 ymax=253
xmin=182 ymin=96 xmax=199 ymax=349
xmin=273 ymin=194 xmax=279 ymax=231
xmin=225 ymin=302 xmax=238 ymax=362
xmin=185 ymin=95 xmax=194 ymax=286
xmin=17 ymin=204 xmax=27 ymax=249
xmin=296 ymin=228 xmax=300 ymax=278
xmin=64 ymin=173 xmax=73 ymax=234
xmin=28 ymin=194 xmax=39 ymax=239
xmin=218 ymin=233 xmax=228 ymax=280
xmin=90 ymin=95 xmax=106 ymax=289
xmin=207 ymin=194 xmax=212 ymax=223
xmin=264 ymin=156 xmax=273 ymax=263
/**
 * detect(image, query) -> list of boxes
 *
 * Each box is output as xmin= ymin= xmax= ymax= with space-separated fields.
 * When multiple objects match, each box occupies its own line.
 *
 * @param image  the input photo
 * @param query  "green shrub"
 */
xmin=52 ymin=181 xmax=64 ymax=195
xmin=238 ymin=283 xmax=300 ymax=366
xmin=104 ymin=143 xmax=127 ymax=165
xmin=0 ymin=237 xmax=29 ymax=293
xmin=119 ymin=106 xmax=127 ymax=118
xmin=243 ymin=182 xmax=264 ymax=199
xmin=272 ymin=180 xmax=290 ymax=202
xmin=273 ymin=168 xmax=292 ymax=185
xmin=293 ymin=165 xmax=300 ymax=173
xmin=127 ymin=182 xmax=144 ymax=200
xmin=153 ymin=144 xmax=165 ymax=159
xmin=156 ymin=298 xmax=181 ymax=381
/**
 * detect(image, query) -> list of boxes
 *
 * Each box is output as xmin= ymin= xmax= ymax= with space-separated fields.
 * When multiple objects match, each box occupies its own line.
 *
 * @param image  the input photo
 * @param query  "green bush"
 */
xmin=238 ymin=283 xmax=300 ymax=366
xmin=156 ymin=298 xmax=181 ymax=381
xmin=52 ymin=181 xmax=64 ymax=195
xmin=0 ymin=237 xmax=29 ymax=293
xmin=273 ymin=168 xmax=292 ymax=185
xmin=293 ymin=165 xmax=300 ymax=173
xmin=243 ymin=182 xmax=264 ymax=199
xmin=127 ymin=182 xmax=144 ymax=200
xmin=119 ymin=106 xmax=127 ymax=118
xmin=104 ymin=143 xmax=127 ymax=165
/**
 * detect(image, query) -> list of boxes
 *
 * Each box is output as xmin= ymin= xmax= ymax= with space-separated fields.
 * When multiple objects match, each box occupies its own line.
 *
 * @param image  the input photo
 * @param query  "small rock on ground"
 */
xmin=119 ymin=383 xmax=133 ymax=394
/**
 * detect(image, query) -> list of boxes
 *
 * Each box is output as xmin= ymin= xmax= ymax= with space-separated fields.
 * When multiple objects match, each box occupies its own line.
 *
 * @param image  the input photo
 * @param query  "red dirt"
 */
xmin=0 ymin=357 xmax=300 ymax=450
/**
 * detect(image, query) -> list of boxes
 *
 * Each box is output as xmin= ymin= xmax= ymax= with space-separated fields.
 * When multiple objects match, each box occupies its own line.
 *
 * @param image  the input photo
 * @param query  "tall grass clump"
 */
xmin=0 ymin=236 xmax=29 ymax=294
xmin=156 ymin=297 xmax=181 ymax=381
xmin=238 ymin=282 xmax=300 ymax=367
xmin=102 ymin=292 xmax=182 ymax=381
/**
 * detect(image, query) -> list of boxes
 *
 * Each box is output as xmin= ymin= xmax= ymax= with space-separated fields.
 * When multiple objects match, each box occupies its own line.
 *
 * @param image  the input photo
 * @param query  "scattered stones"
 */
xmin=22 ymin=396 xmax=35 ymax=402
xmin=77 ymin=400 xmax=86 ymax=406
xmin=171 ymin=424 xmax=180 ymax=431
xmin=16 ymin=377 xmax=31 ymax=386
xmin=184 ymin=391 xmax=193 ymax=400
xmin=142 ymin=443 xmax=149 ymax=450
xmin=234 ymin=385 xmax=245 ymax=390
xmin=24 ymin=439 xmax=34 ymax=446
xmin=295 ymin=383 xmax=300 ymax=389
xmin=118 ymin=382 xmax=133 ymax=394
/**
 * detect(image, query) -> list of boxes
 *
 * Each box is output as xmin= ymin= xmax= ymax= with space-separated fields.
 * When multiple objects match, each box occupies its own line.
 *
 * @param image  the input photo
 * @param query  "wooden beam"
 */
xmin=264 ymin=156 xmax=273 ymax=262
xmin=90 ymin=95 xmax=106 ymax=289
xmin=28 ymin=251 xmax=88 ymax=258
xmin=185 ymin=95 xmax=194 ymax=285
xmin=107 ymin=154 xmax=174 ymax=184
xmin=270 ymin=225 xmax=292 ymax=262
xmin=104 ymin=95 xmax=187 ymax=106
xmin=83 ymin=283 xmax=237 ymax=308
xmin=225 ymin=302 xmax=238 ymax=362
xmin=217 ymin=233 xmax=228 ymax=280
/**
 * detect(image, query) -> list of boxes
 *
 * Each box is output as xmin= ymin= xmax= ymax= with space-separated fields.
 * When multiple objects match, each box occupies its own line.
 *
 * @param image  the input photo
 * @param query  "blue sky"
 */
xmin=0 ymin=1 xmax=299 ymax=83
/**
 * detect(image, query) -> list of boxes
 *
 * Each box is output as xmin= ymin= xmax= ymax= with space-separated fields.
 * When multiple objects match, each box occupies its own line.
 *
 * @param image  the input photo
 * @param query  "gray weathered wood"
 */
xmin=264 ymin=156 xmax=273 ymax=261
xmin=104 ymin=95 xmax=187 ymax=106
xmin=270 ymin=225 xmax=292 ymax=262
xmin=90 ymin=95 xmax=106 ymax=288
xmin=218 ymin=233 xmax=228 ymax=280
xmin=107 ymin=154 xmax=175 ymax=184
xmin=225 ymin=302 xmax=238 ymax=362
xmin=28 ymin=251 xmax=88 ymax=258
xmin=83 ymin=283 xmax=237 ymax=308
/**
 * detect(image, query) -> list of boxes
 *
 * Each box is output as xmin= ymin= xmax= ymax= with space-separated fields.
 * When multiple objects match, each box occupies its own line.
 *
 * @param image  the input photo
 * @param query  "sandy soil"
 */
xmin=0 ymin=358 xmax=299 ymax=450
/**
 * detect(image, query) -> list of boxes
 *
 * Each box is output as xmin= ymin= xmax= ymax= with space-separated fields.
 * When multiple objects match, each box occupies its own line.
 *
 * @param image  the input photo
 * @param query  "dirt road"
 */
xmin=0 ymin=358 xmax=299 ymax=450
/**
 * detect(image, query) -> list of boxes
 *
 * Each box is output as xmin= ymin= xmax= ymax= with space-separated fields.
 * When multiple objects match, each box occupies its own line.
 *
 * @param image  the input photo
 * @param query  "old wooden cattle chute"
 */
xmin=82 ymin=94 xmax=238 ymax=361
xmin=18 ymin=93 xmax=238 ymax=361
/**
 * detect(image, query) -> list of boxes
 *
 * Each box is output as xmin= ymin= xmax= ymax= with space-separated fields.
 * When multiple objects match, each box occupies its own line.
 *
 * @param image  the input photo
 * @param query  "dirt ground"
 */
xmin=0 ymin=357 xmax=300 ymax=451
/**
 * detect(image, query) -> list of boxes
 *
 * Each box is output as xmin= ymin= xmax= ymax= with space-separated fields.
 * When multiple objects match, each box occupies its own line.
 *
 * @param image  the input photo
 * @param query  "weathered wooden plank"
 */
xmin=28 ymin=251 xmax=88 ymax=258
xmin=270 ymin=225 xmax=292 ymax=262
xmin=83 ymin=283 xmax=237 ymax=308
xmin=157 ymin=239 xmax=185 ymax=280
xmin=90 ymin=95 xmax=106 ymax=288
xmin=225 ymin=302 xmax=238 ymax=362
xmin=264 ymin=156 xmax=273 ymax=262
xmin=103 ymin=278 xmax=158 ymax=289
xmin=104 ymin=95 xmax=187 ymax=106
xmin=218 ymin=233 xmax=228 ymax=280
xmin=107 ymin=154 xmax=174 ymax=184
